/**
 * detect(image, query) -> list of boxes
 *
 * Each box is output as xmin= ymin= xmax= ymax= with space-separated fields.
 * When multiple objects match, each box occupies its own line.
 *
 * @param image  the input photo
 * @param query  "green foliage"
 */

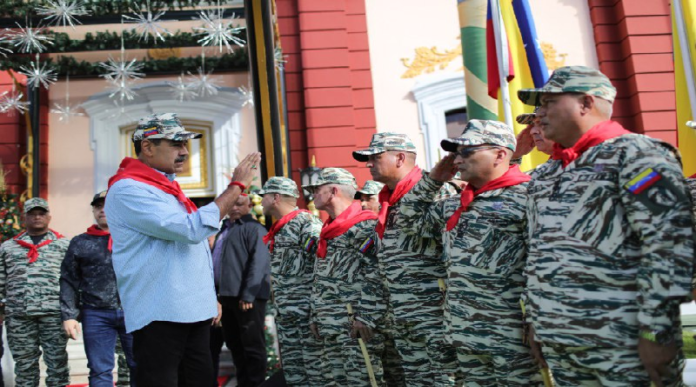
xmin=47 ymin=30 xmax=214 ymax=53
xmin=0 ymin=194 xmax=21 ymax=243
xmin=684 ymin=330 xmax=696 ymax=359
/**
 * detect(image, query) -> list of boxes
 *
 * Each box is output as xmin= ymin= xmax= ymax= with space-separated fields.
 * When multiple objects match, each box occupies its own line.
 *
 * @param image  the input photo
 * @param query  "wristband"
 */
xmin=639 ymin=329 xmax=673 ymax=344
xmin=228 ymin=181 xmax=246 ymax=191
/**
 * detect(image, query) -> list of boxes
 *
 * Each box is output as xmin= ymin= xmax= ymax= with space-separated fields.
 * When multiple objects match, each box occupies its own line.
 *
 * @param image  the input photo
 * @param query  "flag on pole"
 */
xmin=486 ymin=0 xmax=514 ymax=99
xmin=671 ymin=0 xmax=696 ymax=177
xmin=486 ymin=0 xmax=550 ymax=171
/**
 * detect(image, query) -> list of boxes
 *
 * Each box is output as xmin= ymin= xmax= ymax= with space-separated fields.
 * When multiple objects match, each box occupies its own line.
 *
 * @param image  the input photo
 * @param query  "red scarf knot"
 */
xmin=263 ymin=210 xmax=310 ymax=253
xmin=445 ymin=165 xmax=531 ymax=231
xmin=86 ymin=225 xmax=113 ymax=252
xmin=108 ymin=157 xmax=198 ymax=214
xmin=13 ymin=229 xmax=65 ymax=263
xmin=317 ymin=202 xmax=378 ymax=259
xmin=551 ymin=120 xmax=631 ymax=168
xmin=376 ymin=166 xmax=422 ymax=239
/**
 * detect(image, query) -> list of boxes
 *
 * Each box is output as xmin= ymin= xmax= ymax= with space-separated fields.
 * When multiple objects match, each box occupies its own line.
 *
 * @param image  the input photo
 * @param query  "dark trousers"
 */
xmin=132 ymin=319 xmax=214 ymax=387
xmin=210 ymin=325 xmax=225 ymax=387
xmin=220 ymin=297 xmax=268 ymax=387
xmin=82 ymin=308 xmax=136 ymax=387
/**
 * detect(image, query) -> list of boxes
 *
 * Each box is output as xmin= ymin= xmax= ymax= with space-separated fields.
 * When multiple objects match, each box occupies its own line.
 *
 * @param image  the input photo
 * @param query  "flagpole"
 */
xmin=674 ymin=0 xmax=696 ymax=121
xmin=490 ymin=0 xmax=514 ymax=128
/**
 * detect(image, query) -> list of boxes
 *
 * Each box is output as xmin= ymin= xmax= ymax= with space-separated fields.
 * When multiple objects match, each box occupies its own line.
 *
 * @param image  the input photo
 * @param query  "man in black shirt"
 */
xmin=216 ymin=194 xmax=271 ymax=387
xmin=60 ymin=191 xmax=137 ymax=386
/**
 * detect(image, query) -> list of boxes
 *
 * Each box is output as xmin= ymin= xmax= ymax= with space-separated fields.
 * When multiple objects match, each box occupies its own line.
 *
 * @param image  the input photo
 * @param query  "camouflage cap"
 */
xmin=301 ymin=168 xmax=358 ymax=190
xmin=516 ymin=106 xmax=540 ymax=125
xmin=258 ymin=177 xmax=300 ymax=198
xmin=352 ymin=133 xmax=417 ymax=162
xmin=518 ymin=66 xmax=617 ymax=106
xmin=441 ymin=119 xmax=516 ymax=152
xmin=90 ymin=190 xmax=108 ymax=206
xmin=357 ymin=180 xmax=385 ymax=196
xmin=24 ymin=197 xmax=49 ymax=213
xmin=132 ymin=113 xmax=202 ymax=142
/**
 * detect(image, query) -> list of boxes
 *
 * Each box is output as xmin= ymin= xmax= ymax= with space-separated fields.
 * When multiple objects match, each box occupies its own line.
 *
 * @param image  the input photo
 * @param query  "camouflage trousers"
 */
xmin=455 ymin=343 xmax=542 ymax=386
xmin=392 ymin=319 xmax=458 ymax=386
xmin=6 ymin=314 xmax=69 ymax=387
xmin=275 ymin=317 xmax=324 ymax=387
xmin=542 ymin=344 xmax=685 ymax=387
xmin=380 ymin=326 xmax=406 ymax=387
xmin=115 ymin=339 xmax=131 ymax=387
xmin=319 ymin=331 xmax=385 ymax=386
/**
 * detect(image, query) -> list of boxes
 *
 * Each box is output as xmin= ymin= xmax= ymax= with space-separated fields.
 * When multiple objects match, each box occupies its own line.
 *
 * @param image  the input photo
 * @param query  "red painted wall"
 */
xmin=277 ymin=0 xmax=377 ymax=187
xmin=589 ymin=0 xmax=678 ymax=145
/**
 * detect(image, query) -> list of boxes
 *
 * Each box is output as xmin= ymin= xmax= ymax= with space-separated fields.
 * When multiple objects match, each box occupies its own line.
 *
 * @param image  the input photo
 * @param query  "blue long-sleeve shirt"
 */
xmin=105 ymin=173 xmax=220 ymax=333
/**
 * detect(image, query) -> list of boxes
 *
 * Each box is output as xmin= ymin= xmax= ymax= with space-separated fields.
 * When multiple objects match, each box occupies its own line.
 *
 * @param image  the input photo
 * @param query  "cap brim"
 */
xmin=518 ymin=88 xmax=565 ymax=106
xmin=172 ymin=132 xmax=203 ymax=141
xmin=90 ymin=198 xmax=105 ymax=206
xmin=516 ymin=113 xmax=536 ymax=125
xmin=440 ymin=139 xmax=460 ymax=153
xmin=352 ymin=149 xmax=381 ymax=162
xmin=24 ymin=206 xmax=49 ymax=213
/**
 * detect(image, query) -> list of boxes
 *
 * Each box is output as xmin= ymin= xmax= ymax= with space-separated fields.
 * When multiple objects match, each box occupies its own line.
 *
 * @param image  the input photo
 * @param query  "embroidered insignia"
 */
xmin=359 ymin=237 xmax=374 ymax=253
xmin=304 ymin=237 xmax=317 ymax=252
xmin=625 ymin=168 xmax=662 ymax=195
xmin=492 ymin=202 xmax=504 ymax=210
xmin=142 ymin=127 xmax=159 ymax=137
xmin=593 ymin=164 xmax=605 ymax=172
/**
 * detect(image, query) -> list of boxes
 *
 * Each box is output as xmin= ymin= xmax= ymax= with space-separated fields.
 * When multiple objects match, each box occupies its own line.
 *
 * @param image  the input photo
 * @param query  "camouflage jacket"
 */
xmin=310 ymin=219 xmax=386 ymax=335
xmin=400 ymin=174 xmax=529 ymax=351
xmin=0 ymin=230 xmax=70 ymax=317
xmin=379 ymin=177 xmax=457 ymax=323
xmin=270 ymin=210 xmax=322 ymax=323
xmin=687 ymin=177 xmax=696 ymax=291
xmin=526 ymin=134 xmax=694 ymax=347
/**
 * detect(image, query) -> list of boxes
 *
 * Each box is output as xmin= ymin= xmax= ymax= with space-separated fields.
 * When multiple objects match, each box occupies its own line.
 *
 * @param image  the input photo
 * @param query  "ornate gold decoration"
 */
xmin=147 ymin=48 xmax=181 ymax=60
xmin=251 ymin=194 xmax=265 ymax=225
xmin=401 ymin=45 xmax=463 ymax=79
xmin=540 ymin=42 xmax=567 ymax=71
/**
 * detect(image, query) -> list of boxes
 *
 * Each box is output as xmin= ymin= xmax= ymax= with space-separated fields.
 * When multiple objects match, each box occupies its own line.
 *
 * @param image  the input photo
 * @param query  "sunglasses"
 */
xmin=453 ymin=146 xmax=502 ymax=158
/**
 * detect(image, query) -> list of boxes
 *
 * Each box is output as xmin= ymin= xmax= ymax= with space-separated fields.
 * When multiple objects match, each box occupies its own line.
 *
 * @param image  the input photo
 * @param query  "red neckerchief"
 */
xmin=376 ymin=166 xmax=422 ymax=238
xmin=13 ymin=229 xmax=64 ymax=263
xmin=317 ymin=201 xmax=378 ymax=259
xmin=108 ymin=157 xmax=198 ymax=213
xmin=86 ymin=225 xmax=113 ymax=252
xmin=551 ymin=120 xmax=631 ymax=168
xmin=690 ymin=173 xmax=696 ymax=179
xmin=446 ymin=165 xmax=531 ymax=231
xmin=263 ymin=209 xmax=310 ymax=253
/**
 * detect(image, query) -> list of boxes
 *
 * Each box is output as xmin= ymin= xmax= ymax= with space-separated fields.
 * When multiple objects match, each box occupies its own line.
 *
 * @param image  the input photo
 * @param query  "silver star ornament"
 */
xmin=123 ymin=1 xmax=172 ymax=43
xmin=10 ymin=23 xmax=53 ymax=53
xmin=168 ymin=73 xmax=198 ymax=102
xmin=194 ymin=9 xmax=246 ymax=53
xmin=189 ymin=67 xmax=221 ymax=97
xmin=50 ymin=103 xmax=84 ymax=123
xmin=99 ymin=56 xmax=145 ymax=83
xmin=19 ymin=60 xmax=58 ymax=89
xmin=37 ymin=0 xmax=89 ymax=29
xmin=0 ymin=88 xmax=29 ymax=116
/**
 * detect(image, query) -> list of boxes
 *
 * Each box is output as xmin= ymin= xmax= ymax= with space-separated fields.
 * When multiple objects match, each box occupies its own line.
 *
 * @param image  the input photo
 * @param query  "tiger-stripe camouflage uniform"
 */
xmin=520 ymin=66 xmax=694 ymax=386
xmin=353 ymin=133 xmax=458 ymax=386
xmin=0 ymin=198 xmax=70 ymax=387
xmin=260 ymin=176 xmax=325 ymax=386
xmin=688 ymin=177 xmax=696 ymax=294
xmin=399 ymin=120 xmax=542 ymax=386
xmin=305 ymin=168 xmax=387 ymax=386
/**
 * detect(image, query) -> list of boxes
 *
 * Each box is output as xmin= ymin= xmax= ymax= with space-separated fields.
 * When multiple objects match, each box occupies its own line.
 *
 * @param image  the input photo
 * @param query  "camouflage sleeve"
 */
xmin=60 ymin=239 xmax=81 ymax=321
xmin=688 ymin=178 xmax=696 ymax=292
xmin=619 ymin=143 xmax=695 ymax=333
xmin=399 ymin=174 xmax=449 ymax=238
xmin=300 ymin=214 xmax=322 ymax=261
xmin=353 ymin=221 xmax=385 ymax=329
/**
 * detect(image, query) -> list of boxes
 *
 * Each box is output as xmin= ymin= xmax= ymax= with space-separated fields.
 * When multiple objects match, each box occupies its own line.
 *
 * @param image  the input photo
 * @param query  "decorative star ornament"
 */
xmin=105 ymin=75 xmax=139 ymax=102
xmin=168 ymin=73 xmax=198 ymax=103
xmin=50 ymin=103 xmax=84 ymax=123
xmin=123 ymin=0 xmax=171 ymax=43
xmin=274 ymin=47 xmax=287 ymax=71
xmin=99 ymin=56 xmax=145 ymax=84
xmin=189 ymin=67 xmax=221 ymax=97
xmin=36 ymin=0 xmax=89 ymax=29
xmin=0 ymin=30 xmax=14 ymax=57
xmin=194 ymin=7 xmax=246 ymax=53
xmin=239 ymin=86 xmax=254 ymax=107
xmin=19 ymin=57 xmax=58 ymax=89
xmin=9 ymin=23 xmax=53 ymax=53
xmin=0 ymin=85 xmax=29 ymax=116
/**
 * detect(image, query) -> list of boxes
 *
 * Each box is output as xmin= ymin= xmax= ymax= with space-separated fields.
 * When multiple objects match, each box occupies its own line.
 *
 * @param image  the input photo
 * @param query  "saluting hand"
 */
xmin=430 ymin=154 xmax=458 ymax=182
xmin=231 ymin=153 xmax=262 ymax=189
xmin=512 ymin=125 xmax=535 ymax=160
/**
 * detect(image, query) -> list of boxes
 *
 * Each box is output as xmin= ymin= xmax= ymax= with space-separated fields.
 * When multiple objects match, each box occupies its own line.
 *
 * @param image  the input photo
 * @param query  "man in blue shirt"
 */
xmin=105 ymin=113 xmax=261 ymax=386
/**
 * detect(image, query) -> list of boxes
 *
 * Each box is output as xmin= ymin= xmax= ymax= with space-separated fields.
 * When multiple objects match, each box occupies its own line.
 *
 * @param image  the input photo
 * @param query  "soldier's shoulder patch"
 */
xmin=304 ymin=236 xmax=318 ymax=252
xmin=359 ymin=237 xmax=375 ymax=253
xmin=624 ymin=168 xmax=662 ymax=195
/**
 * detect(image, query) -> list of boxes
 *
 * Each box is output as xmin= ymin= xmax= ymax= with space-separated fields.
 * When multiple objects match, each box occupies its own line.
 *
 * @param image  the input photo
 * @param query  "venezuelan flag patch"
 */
xmin=624 ymin=168 xmax=662 ymax=195
xmin=142 ymin=127 xmax=159 ymax=137
xmin=359 ymin=237 xmax=374 ymax=253
xmin=304 ymin=237 xmax=317 ymax=252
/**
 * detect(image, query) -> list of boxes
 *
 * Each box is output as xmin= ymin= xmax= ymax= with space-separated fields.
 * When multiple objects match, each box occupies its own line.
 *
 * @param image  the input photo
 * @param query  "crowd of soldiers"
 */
xmin=0 ymin=64 xmax=694 ymax=387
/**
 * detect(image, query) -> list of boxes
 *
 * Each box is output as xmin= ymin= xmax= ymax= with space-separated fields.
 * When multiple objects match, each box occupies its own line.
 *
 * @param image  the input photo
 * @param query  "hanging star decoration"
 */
xmin=274 ymin=47 xmax=287 ymax=71
xmin=194 ymin=7 xmax=246 ymax=53
xmin=105 ymin=75 xmax=139 ymax=102
xmin=50 ymin=75 xmax=84 ymax=123
xmin=189 ymin=67 xmax=221 ymax=97
xmin=99 ymin=56 xmax=145 ymax=84
xmin=0 ymin=30 xmax=13 ymax=57
xmin=19 ymin=57 xmax=58 ymax=89
xmin=36 ymin=0 xmax=90 ymax=29
xmin=123 ymin=0 xmax=172 ymax=43
xmin=239 ymin=86 xmax=253 ymax=107
xmin=168 ymin=73 xmax=198 ymax=103
xmin=0 ymin=85 xmax=29 ymax=116
xmin=9 ymin=23 xmax=53 ymax=53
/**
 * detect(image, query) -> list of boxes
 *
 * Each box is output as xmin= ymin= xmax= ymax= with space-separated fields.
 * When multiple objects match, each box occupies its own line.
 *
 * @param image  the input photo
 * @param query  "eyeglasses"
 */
xmin=453 ymin=146 xmax=502 ymax=158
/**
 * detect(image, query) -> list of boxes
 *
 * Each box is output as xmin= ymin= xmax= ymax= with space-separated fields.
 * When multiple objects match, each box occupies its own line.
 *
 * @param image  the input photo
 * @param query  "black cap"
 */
xmin=90 ymin=190 xmax=107 ymax=206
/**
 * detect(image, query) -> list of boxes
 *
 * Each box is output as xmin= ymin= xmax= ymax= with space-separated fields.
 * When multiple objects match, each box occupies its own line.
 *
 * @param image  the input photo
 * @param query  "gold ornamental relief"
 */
xmin=400 ymin=40 xmax=567 ymax=78
xmin=148 ymin=47 xmax=181 ymax=60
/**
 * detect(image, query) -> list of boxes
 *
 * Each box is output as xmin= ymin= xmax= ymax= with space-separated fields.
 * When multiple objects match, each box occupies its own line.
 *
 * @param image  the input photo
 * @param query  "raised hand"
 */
xmin=512 ymin=125 xmax=535 ymax=160
xmin=231 ymin=152 xmax=262 ymax=189
xmin=430 ymin=154 xmax=457 ymax=182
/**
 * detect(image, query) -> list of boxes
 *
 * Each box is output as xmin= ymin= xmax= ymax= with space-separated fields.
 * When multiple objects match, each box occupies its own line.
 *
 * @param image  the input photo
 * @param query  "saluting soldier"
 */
xmin=399 ymin=120 xmax=542 ymax=385
xmin=357 ymin=180 xmax=385 ymax=215
xmin=259 ymin=177 xmax=325 ymax=386
xmin=0 ymin=198 xmax=71 ymax=387
xmin=304 ymin=168 xmax=386 ymax=386
xmin=519 ymin=66 xmax=694 ymax=386
xmin=352 ymin=133 xmax=458 ymax=386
